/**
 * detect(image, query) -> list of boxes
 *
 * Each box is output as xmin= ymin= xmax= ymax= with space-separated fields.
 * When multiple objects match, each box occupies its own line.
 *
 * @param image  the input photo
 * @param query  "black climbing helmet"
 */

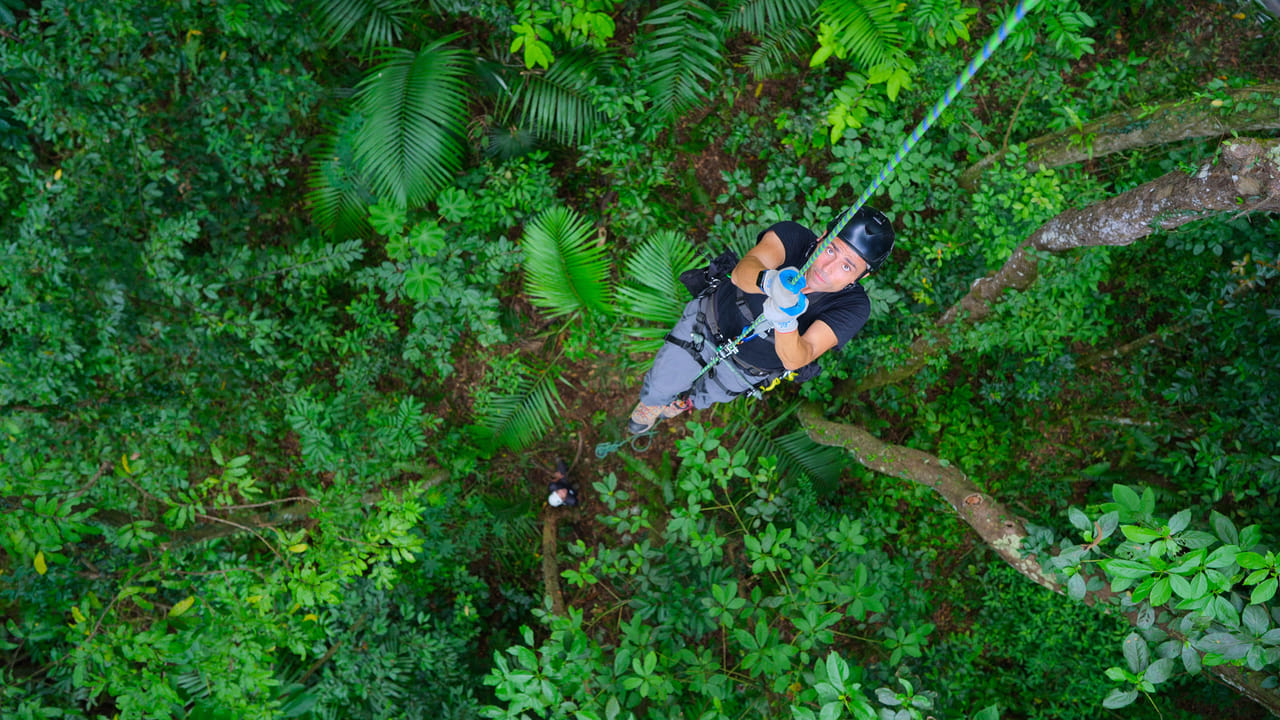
xmin=826 ymin=207 xmax=895 ymax=273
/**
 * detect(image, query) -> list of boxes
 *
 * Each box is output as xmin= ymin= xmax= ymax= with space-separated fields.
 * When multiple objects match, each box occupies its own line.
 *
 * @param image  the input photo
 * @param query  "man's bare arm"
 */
xmin=731 ymin=230 xmax=787 ymax=294
xmin=774 ymin=320 xmax=838 ymax=370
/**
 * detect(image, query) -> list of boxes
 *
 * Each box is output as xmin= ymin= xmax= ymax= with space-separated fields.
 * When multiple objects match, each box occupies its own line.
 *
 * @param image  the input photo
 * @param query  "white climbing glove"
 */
xmin=761 ymin=294 xmax=808 ymax=334
xmin=760 ymin=266 xmax=805 ymax=307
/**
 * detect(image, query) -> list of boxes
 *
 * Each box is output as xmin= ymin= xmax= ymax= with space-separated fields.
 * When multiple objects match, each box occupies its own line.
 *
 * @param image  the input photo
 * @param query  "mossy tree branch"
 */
xmin=796 ymin=403 xmax=1280 ymax=715
xmin=845 ymin=138 xmax=1280 ymax=395
xmin=959 ymin=84 xmax=1280 ymax=190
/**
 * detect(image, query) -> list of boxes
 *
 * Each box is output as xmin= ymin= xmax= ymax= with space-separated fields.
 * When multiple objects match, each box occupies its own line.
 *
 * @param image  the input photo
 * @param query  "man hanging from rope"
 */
xmin=627 ymin=207 xmax=895 ymax=434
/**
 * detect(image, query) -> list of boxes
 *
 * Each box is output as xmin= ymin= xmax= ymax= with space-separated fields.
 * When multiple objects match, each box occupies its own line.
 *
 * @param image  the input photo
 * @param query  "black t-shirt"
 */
xmin=713 ymin=221 xmax=870 ymax=371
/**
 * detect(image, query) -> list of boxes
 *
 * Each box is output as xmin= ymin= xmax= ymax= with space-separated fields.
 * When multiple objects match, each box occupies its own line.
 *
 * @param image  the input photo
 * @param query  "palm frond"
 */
xmin=522 ymin=207 xmax=613 ymax=318
xmin=353 ymin=39 xmax=470 ymax=209
xmin=616 ymin=230 xmax=701 ymax=355
xmin=741 ymin=25 xmax=815 ymax=79
xmin=475 ymin=370 xmax=565 ymax=452
xmin=315 ymin=0 xmax=413 ymax=52
xmin=817 ymin=0 xmax=904 ymax=68
xmin=636 ymin=0 xmax=725 ymax=119
xmin=773 ymin=430 xmax=850 ymax=486
xmin=485 ymin=125 xmax=539 ymax=160
xmin=505 ymin=49 xmax=611 ymax=147
xmin=727 ymin=408 xmax=850 ymax=486
xmin=722 ymin=0 xmax=820 ymax=35
xmin=306 ymin=112 xmax=376 ymax=238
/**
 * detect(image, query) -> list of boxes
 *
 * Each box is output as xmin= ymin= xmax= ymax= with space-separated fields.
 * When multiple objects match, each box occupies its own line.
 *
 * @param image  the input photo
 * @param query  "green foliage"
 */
xmin=921 ymin=562 xmax=1141 ymax=720
xmin=722 ymin=0 xmax=819 ymax=35
xmin=1050 ymin=485 xmax=1280 ymax=708
xmin=480 ymin=424 xmax=969 ymax=719
xmin=315 ymin=0 xmax=413 ymax=52
xmin=307 ymin=113 xmax=377 ymax=239
xmin=471 ymin=359 xmax=567 ymax=453
xmin=741 ymin=25 xmax=818 ymax=79
xmin=812 ymin=0 xmax=905 ymax=69
xmin=615 ymin=230 xmax=701 ymax=355
xmin=635 ymin=0 xmax=725 ymax=119
xmin=501 ymin=49 xmax=611 ymax=147
xmin=521 ymin=205 xmax=614 ymax=318
xmin=352 ymin=39 xmax=471 ymax=209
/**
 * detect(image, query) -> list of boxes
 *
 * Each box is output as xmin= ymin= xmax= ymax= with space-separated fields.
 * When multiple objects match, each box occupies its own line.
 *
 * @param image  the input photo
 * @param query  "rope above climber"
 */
xmin=627 ymin=208 xmax=895 ymax=434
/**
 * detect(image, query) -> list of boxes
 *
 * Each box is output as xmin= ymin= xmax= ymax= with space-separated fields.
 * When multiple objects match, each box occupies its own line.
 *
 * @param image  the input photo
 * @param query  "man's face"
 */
xmin=804 ymin=238 xmax=868 ymax=292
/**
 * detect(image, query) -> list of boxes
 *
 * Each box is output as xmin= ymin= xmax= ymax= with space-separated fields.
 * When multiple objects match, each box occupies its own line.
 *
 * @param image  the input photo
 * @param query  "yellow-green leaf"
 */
xmin=169 ymin=596 xmax=196 ymax=617
xmin=288 ymin=543 xmax=308 ymax=553
xmin=34 ymin=552 xmax=47 ymax=575
xmin=71 ymin=606 xmax=86 ymax=623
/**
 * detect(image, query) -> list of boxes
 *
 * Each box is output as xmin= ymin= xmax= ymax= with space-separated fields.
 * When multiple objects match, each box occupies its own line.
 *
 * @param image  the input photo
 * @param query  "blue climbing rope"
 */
xmin=697 ymin=0 xmax=1043 ymax=375
xmin=802 ymin=0 xmax=1042 ymax=276
xmin=603 ymin=0 xmax=1043 ymax=456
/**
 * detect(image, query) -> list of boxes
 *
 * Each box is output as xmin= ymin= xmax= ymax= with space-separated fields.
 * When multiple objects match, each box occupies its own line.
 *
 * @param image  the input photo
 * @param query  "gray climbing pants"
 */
xmin=638 ymin=294 xmax=778 ymax=410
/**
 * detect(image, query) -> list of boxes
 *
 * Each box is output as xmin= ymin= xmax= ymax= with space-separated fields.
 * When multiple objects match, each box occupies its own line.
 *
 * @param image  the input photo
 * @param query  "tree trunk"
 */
xmin=542 ymin=510 xmax=568 ymax=616
xmin=959 ymin=84 xmax=1280 ymax=190
xmin=845 ymin=138 xmax=1280 ymax=395
xmin=796 ymin=403 xmax=1280 ymax=716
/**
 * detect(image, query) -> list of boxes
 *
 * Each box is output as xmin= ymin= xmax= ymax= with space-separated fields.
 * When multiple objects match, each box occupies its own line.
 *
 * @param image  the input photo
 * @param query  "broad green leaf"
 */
xmin=1123 ymin=632 xmax=1149 ymax=673
xmin=1121 ymin=525 xmax=1162 ymax=543
xmin=1103 ymin=559 xmax=1153 ymax=580
xmin=1251 ymin=577 xmax=1278 ymax=606
xmin=1149 ymin=576 xmax=1173 ymax=606
xmin=1102 ymin=688 xmax=1138 ymax=709
xmin=408 ymin=221 xmax=446 ymax=256
xmin=169 ymin=596 xmax=196 ymax=617
xmin=1067 ymin=507 xmax=1091 ymax=532
xmin=1112 ymin=484 xmax=1141 ymax=512
xmin=1237 ymin=551 xmax=1269 ymax=569
xmin=1210 ymin=510 xmax=1238 ymax=544
xmin=1144 ymin=657 xmax=1175 ymax=685
xmin=403 ymin=261 xmax=444 ymax=303
xmin=1067 ymin=572 xmax=1086 ymax=601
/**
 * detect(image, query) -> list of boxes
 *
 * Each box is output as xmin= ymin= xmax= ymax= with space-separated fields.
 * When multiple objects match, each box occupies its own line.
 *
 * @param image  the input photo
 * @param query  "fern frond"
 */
xmin=741 ymin=25 xmax=815 ymax=79
xmin=726 ymin=407 xmax=850 ymax=486
xmin=722 ymin=0 xmax=819 ymax=35
xmin=306 ymin=113 xmax=376 ymax=238
xmin=617 ymin=231 xmax=700 ymax=324
xmin=522 ymin=207 xmax=613 ymax=318
xmin=817 ymin=0 xmax=904 ymax=68
xmin=636 ymin=0 xmax=725 ymax=118
xmin=615 ymin=231 xmax=700 ymax=354
xmin=774 ymin=430 xmax=850 ymax=486
xmin=485 ymin=125 xmax=539 ymax=160
xmin=477 ymin=371 xmax=565 ymax=452
xmin=315 ymin=0 xmax=413 ymax=52
xmin=353 ymin=39 xmax=470 ymax=209
xmin=506 ymin=49 xmax=611 ymax=147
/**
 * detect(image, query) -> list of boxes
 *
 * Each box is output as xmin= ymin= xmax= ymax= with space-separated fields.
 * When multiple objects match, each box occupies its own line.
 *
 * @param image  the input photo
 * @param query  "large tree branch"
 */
xmin=797 ymin=403 xmax=1280 ymax=716
xmin=959 ymin=84 xmax=1280 ymax=190
xmin=846 ymin=138 xmax=1280 ymax=395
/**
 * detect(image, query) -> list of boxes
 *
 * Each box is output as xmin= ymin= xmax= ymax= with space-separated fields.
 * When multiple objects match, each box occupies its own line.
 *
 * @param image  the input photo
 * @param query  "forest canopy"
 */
xmin=1 ymin=0 xmax=1278 ymax=719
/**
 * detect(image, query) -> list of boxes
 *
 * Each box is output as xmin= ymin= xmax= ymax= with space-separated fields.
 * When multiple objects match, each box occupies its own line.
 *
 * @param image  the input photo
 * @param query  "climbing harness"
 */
xmin=693 ymin=0 xmax=1044 ymax=380
xmin=599 ymin=0 xmax=1042 ymax=457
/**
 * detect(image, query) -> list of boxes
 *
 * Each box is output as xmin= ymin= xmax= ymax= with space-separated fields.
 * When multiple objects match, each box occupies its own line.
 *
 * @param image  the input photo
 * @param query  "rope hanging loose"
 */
xmin=595 ymin=429 xmax=656 ymax=458
xmin=691 ymin=0 xmax=1043 ymax=384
